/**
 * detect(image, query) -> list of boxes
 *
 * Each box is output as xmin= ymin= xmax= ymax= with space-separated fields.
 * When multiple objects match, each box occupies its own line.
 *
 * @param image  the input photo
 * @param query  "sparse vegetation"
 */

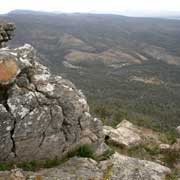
xmin=0 ymin=145 xmax=95 ymax=171
xmin=162 ymin=151 xmax=180 ymax=168
xmin=2 ymin=12 xmax=180 ymax=132
xmin=96 ymin=148 xmax=115 ymax=161
xmin=0 ymin=163 xmax=14 ymax=171
xmin=0 ymin=145 xmax=115 ymax=172
xmin=109 ymin=140 xmax=180 ymax=170
xmin=166 ymin=169 xmax=180 ymax=180
xmin=101 ymin=165 xmax=113 ymax=180
xmin=159 ymin=131 xmax=177 ymax=145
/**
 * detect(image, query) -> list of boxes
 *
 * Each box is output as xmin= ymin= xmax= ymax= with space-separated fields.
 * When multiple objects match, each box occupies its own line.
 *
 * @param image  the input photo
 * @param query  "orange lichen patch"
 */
xmin=0 ymin=59 xmax=18 ymax=84
xmin=35 ymin=175 xmax=43 ymax=180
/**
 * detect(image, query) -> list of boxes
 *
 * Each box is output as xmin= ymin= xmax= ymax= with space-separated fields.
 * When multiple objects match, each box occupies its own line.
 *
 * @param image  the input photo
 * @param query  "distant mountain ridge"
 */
xmin=7 ymin=9 xmax=180 ymax=19
xmin=8 ymin=9 xmax=62 ymax=16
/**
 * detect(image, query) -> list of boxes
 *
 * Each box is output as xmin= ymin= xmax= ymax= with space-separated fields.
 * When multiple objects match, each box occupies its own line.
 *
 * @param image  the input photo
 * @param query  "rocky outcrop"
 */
xmin=0 ymin=44 xmax=104 ymax=163
xmin=0 ymin=23 xmax=15 ymax=48
xmin=103 ymin=120 xmax=163 ymax=149
xmin=0 ymin=153 xmax=171 ymax=180
xmin=110 ymin=153 xmax=171 ymax=180
xmin=103 ymin=122 xmax=142 ymax=148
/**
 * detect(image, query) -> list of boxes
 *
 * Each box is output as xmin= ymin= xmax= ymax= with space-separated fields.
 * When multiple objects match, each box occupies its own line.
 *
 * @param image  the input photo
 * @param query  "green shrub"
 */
xmin=165 ymin=169 xmax=179 ymax=180
xmin=112 ymin=111 xmax=127 ymax=127
xmin=162 ymin=151 xmax=180 ymax=168
xmin=0 ymin=163 xmax=14 ymax=171
xmin=159 ymin=131 xmax=177 ymax=145
xmin=44 ymin=157 xmax=59 ymax=169
xmin=19 ymin=161 xmax=39 ymax=171
xmin=96 ymin=148 xmax=115 ymax=161
xmin=76 ymin=145 xmax=94 ymax=158
xmin=0 ymin=145 xmax=95 ymax=171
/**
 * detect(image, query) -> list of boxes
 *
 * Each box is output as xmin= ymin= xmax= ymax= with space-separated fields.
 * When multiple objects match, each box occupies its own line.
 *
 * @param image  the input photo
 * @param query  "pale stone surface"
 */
xmin=159 ymin=144 xmax=171 ymax=151
xmin=103 ymin=120 xmax=163 ymax=148
xmin=8 ymin=168 xmax=25 ymax=180
xmin=103 ymin=120 xmax=142 ymax=148
xmin=0 ymin=153 xmax=171 ymax=180
xmin=109 ymin=153 xmax=171 ymax=180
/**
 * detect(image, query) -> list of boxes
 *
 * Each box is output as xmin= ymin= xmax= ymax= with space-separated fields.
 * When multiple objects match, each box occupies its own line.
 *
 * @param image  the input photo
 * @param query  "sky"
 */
xmin=0 ymin=0 xmax=180 ymax=15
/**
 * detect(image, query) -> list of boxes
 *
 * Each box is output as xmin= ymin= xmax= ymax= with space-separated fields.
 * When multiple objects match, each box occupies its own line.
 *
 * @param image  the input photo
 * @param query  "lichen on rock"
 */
xmin=0 ymin=58 xmax=19 ymax=85
xmin=0 ymin=43 xmax=104 ymax=163
xmin=0 ymin=153 xmax=171 ymax=180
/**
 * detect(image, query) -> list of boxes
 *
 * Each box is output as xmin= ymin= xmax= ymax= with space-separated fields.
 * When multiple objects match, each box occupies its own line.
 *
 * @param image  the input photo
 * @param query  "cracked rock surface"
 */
xmin=0 ymin=44 xmax=104 ymax=163
xmin=0 ymin=153 xmax=171 ymax=180
xmin=30 ymin=153 xmax=170 ymax=180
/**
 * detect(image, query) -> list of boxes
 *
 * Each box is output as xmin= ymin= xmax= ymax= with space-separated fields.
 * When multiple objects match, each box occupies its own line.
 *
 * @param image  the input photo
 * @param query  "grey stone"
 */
xmin=109 ymin=153 xmax=171 ymax=180
xmin=103 ymin=120 xmax=142 ymax=148
xmin=0 ymin=44 xmax=104 ymax=163
xmin=0 ymin=23 xmax=15 ymax=47
xmin=3 ymin=153 xmax=170 ymax=180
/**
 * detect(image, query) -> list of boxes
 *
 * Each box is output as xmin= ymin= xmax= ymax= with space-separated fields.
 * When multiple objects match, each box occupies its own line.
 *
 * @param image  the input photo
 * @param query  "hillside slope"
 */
xmin=1 ymin=11 xmax=180 ymax=131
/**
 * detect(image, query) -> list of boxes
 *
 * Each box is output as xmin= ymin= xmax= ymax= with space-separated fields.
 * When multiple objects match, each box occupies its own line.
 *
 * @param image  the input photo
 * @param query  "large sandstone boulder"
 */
xmin=0 ymin=44 xmax=104 ymax=163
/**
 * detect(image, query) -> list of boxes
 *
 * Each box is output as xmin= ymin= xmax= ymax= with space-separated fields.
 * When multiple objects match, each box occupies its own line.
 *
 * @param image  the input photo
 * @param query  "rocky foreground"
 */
xmin=0 ymin=22 xmax=179 ymax=180
xmin=0 ymin=152 xmax=171 ymax=180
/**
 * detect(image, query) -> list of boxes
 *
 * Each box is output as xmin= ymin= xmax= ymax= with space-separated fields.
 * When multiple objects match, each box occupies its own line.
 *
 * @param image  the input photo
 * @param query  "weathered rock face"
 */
xmin=0 ymin=44 xmax=104 ymax=163
xmin=0 ymin=23 xmax=15 ymax=48
xmin=103 ymin=120 xmax=142 ymax=148
xmin=103 ymin=120 xmax=162 ymax=149
xmin=109 ymin=153 xmax=171 ymax=180
xmin=0 ymin=153 xmax=171 ymax=180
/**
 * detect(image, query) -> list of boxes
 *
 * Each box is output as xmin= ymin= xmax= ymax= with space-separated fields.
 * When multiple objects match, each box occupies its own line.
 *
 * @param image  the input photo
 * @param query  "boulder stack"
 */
xmin=0 ymin=23 xmax=15 ymax=48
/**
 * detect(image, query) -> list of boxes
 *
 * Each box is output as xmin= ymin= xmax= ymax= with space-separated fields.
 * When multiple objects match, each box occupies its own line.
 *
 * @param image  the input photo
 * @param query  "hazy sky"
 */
xmin=1 ymin=0 xmax=180 ymax=15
